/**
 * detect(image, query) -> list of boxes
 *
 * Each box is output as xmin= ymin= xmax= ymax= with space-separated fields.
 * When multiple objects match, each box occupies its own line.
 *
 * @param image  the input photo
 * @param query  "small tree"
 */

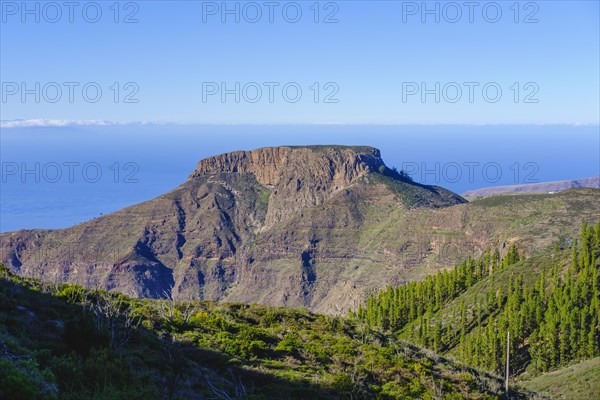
xmin=89 ymin=292 xmax=140 ymax=353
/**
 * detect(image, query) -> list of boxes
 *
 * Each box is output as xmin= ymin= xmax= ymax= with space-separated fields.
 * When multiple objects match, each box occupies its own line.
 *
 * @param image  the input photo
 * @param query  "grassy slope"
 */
xmin=349 ymin=189 xmax=598 ymax=284
xmin=520 ymin=357 xmax=600 ymax=400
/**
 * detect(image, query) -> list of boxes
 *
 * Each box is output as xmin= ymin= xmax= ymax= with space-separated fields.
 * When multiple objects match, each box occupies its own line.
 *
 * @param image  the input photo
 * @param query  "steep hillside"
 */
xmin=353 ymin=224 xmax=600 ymax=396
xmin=1 ymin=146 xmax=599 ymax=315
xmin=0 ymin=265 xmax=529 ymax=399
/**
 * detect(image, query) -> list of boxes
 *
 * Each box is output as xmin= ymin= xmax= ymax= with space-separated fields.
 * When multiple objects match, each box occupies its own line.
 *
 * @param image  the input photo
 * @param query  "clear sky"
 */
xmin=1 ymin=0 xmax=599 ymax=124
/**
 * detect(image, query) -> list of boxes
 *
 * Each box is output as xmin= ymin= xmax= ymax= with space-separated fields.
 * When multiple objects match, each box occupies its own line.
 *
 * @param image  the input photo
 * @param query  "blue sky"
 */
xmin=1 ymin=2 xmax=599 ymax=231
xmin=1 ymin=0 xmax=599 ymax=124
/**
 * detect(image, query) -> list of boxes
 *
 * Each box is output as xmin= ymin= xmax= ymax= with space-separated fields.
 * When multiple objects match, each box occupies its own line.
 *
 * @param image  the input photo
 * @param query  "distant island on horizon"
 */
xmin=462 ymin=176 xmax=600 ymax=199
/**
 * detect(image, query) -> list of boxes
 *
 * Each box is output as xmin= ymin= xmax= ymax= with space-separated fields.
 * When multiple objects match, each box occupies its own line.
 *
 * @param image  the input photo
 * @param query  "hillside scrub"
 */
xmin=0 ymin=263 xmax=526 ymax=399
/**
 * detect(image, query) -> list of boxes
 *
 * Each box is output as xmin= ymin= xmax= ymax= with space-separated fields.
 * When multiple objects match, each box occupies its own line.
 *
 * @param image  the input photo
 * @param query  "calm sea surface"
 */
xmin=1 ymin=124 xmax=598 ymax=232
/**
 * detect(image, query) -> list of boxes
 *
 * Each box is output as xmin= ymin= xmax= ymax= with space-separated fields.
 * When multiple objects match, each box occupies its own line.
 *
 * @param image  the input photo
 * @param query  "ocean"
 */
xmin=1 ymin=124 xmax=598 ymax=232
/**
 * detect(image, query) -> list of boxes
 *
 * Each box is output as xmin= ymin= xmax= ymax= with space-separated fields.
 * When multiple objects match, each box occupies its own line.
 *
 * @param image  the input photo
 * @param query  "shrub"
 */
xmin=0 ymin=358 xmax=57 ymax=400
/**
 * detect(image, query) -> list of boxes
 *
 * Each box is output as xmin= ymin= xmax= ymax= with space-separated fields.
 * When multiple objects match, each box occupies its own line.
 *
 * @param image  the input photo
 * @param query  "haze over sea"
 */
xmin=1 ymin=124 xmax=598 ymax=232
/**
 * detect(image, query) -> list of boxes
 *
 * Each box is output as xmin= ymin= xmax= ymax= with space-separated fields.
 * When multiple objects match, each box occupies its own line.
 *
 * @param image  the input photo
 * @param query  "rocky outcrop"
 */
xmin=190 ymin=146 xmax=386 ymax=228
xmin=190 ymin=146 xmax=384 ymax=185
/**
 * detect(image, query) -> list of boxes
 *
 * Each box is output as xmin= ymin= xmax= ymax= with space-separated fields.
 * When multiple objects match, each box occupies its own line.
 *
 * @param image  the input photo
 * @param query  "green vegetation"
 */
xmin=352 ymin=245 xmax=520 ymax=340
xmin=520 ymin=356 xmax=600 ymax=400
xmin=256 ymin=189 xmax=272 ymax=210
xmin=353 ymin=223 xmax=600 ymax=389
xmin=377 ymin=165 xmax=414 ymax=184
xmin=0 ymin=264 xmax=520 ymax=399
xmin=2 ymin=199 xmax=597 ymax=400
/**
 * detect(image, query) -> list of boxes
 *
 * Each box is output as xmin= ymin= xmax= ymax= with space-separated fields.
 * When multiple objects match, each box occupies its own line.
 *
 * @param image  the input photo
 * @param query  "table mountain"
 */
xmin=1 ymin=145 xmax=599 ymax=314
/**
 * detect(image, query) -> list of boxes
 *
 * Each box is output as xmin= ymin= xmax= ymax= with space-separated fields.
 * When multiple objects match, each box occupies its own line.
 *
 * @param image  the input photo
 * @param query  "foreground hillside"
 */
xmin=0 ymin=264 xmax=525 ymax=399
xmin=1 ymin=145 xmax=599 ymax=315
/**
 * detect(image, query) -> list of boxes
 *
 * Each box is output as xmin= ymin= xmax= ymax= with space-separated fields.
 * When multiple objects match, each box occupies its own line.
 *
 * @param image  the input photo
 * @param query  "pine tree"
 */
xmin=353 ymin=223 xmax=600 ymax=376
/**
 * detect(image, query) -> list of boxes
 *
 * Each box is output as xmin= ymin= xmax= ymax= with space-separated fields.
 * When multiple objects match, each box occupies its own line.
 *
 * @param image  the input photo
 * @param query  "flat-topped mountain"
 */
xmin=189 ymin=146 xmax=462 ymax=229
xmin=191 ymin=145 xmax=385 ymax=183
xmin=1 ymin=146 xmax=599 ymax=314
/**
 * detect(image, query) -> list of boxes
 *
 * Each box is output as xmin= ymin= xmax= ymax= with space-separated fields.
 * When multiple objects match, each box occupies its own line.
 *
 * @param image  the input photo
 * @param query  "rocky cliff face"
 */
xmin=190 ymin=146 xmax=386 ymax=229
xmin=191 ymin=146 xmax=384 ymax=185
xmin=2 ymin=146 xmax=598 ymax=314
